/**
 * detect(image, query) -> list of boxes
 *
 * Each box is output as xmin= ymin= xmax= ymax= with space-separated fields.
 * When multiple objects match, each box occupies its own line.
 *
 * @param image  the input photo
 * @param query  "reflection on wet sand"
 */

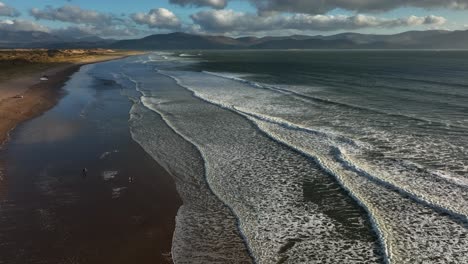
xmin=0 ymin=61 xmax=182 ymax=264
xmin=14 ymin=117 xmax=82 ymax=145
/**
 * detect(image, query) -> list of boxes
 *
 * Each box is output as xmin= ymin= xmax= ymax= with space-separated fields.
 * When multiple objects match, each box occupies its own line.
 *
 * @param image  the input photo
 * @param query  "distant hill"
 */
xmin=0 ymin=31 xmax=63 ymax=48
xmin=109 ymin=30 xmax=468 ymax=50
xmin=0 ymin=31 xmax=115 ymax=49
xmin=109 ymin=32 xmax=240 ymax=50
xmin=2 ymin=29 xmax=468 ymax=50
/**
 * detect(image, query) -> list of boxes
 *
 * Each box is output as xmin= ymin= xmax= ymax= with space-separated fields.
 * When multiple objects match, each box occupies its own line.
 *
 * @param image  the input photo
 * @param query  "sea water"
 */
xmin=98 ymin=51 xmax=468 ymax=263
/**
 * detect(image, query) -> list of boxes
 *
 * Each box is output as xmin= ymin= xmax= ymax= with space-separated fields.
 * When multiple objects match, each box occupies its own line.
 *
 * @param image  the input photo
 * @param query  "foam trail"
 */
xmin=234 ymin=108 xmax=468 ymax=221
xmin=88 ymin=54 xmax=253 ymax=263
xmin=203 ymin=71 xmax=468 ymax=130
xmin=160 ymin=70 xmax=391 ymax=263
xmin=161 ymin=69 xmax=468 ymax=216
xmin=159 ymin=67 xmax=468 ymax=263
xmin=248 ymin=116 xmax=468 ymax=263
xmin=130 ymin=103 xmax=253 ymax=263
xmin=150 ymin=71 xmax=383 ymax=263
xmin=120 ymin=60 xmax=254 ymax=263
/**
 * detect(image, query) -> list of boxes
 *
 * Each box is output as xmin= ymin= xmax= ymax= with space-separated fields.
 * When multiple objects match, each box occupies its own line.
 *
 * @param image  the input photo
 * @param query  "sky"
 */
xmin=1 ymin=0 xmax=468 ymax=39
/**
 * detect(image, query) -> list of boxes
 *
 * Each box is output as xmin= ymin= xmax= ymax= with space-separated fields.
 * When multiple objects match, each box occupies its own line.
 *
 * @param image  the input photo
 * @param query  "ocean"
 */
xmin=77 ymin=51 xmax=468 ymax=263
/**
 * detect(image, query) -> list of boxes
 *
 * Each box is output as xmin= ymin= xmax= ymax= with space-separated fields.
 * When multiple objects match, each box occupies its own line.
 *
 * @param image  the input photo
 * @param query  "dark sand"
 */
xmin=0 ymin=65 xmax=80 ymax=146
xmin=0 ymin=61 xmax=182 ymax=263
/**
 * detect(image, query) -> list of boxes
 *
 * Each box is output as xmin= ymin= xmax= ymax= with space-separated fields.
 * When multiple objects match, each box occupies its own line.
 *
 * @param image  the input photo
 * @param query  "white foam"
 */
xmin=160 ymin=69 xmax=468 ymax=214
xmin=129 ymin=103 xmax=254 ymax=263
xmin=158 ymin=68 xmax=468 ymax=263
xmin=102 ymin=171 xmax=118 ymax=181
xmin=139 ymin=85 xmax=381 ymax=263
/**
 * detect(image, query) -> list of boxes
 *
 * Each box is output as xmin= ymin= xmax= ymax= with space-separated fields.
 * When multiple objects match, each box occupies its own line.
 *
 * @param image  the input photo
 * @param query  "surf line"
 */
xmin=158 ymin=69 xmax=392 ymax=263
xmin=137 ymin=95 xmax=258 ymax=263
xmin=173 ymin=71 xmax=468 ymax=226
xmin=203 ymin=70 xmax=468 ymax=131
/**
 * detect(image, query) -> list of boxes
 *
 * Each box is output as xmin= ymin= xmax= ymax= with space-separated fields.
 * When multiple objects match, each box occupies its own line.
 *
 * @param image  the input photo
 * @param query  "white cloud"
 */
xmin=0 ymin=1 xmax=20 ymax=17
xmin=0 ymin=19 xmax=49 ymax=32
xmin=0 ymin=18 xmax=141 ymax=39
xmin=30 ymin=5 xmax=117 ymax=26
xmin=406 ymin=15 xmax=446 ymax=26
xmin=191 ymin=10 xmax=447 ymax=34
xmin=0 ymin=2 xmax=453 ymax=38
xmin=29 ymin=5 xmax=144 ymax=38
xmin=131 ymin=8 xmax=181 ymax=29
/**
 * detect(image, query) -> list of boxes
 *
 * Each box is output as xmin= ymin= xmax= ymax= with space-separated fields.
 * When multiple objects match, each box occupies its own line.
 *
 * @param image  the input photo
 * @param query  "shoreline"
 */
xmin=0 ymin=64 xmax=79 ymax=147
xmin=0 ymin=53 xmax=140 ymax=147
xmin=0 ymin=57 xmax=182 ymax=263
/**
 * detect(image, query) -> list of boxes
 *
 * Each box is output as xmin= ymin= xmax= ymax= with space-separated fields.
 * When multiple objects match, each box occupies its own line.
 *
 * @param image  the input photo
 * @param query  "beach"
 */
xmin=0 ymin=53 xmax=182 ymax=263
xmin=1 ymin=50 xmax=467 ymax=263
xmin=0 ymin=50 xmax=142 ymax=146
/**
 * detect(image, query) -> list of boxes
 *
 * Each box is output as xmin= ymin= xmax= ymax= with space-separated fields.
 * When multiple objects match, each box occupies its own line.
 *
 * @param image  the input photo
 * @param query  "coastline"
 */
xmin=0 ymin=58 xmax=182 ymax=263
xmin=0 ymin=53 xmax=141 ymax=147
xmin=0 ymin=64 xmax=80 ymax=147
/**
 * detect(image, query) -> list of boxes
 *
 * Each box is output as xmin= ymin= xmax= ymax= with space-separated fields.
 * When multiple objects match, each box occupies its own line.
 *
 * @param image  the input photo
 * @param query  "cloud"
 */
xmin=52 ymin=25 xmax=140 ymax=38
xmin=169 ymin=0 xmax=227 ymax=9
xmin=248 ymin=0 xmax=468 ymax=14
xmin=29 ymin=5 xmax=144 ymax=38
xmin=191 ymin=10 xmax=447 ymax=34
xmin=0 ymin=19 xmax=49 ymax=32
xmin=0 ymin=1 xmax=20 ymax=17
xmin=131 ymin=8 xmax=181 ymax=29
xmin=0 ymin=18 xmax=141 ymax=39
xmin=30 ymin=5 xmax=117 ymax=26
xmin=406 ymin=15 xmax=446 ymax=26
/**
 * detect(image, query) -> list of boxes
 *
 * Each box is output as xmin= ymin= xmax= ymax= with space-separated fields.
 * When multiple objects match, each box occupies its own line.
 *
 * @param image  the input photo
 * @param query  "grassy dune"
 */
xmin=0 ymin=49 xmax=141 ymax=82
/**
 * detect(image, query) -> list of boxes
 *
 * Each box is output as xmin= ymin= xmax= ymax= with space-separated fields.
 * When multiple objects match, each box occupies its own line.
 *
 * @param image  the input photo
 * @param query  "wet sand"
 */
xmin=0 ymin=52 xmax=141 ymax=146
xmin=0 ymin=61 xmax=182 ymax=263
xmin=0 ymin=64 xmax=79 ymax=146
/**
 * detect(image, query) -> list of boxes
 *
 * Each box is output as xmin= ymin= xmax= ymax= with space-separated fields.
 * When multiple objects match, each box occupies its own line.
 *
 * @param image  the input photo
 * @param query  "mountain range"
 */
xmin=1 ymin=30 xmax=468 ymax=50
xmin=0 ymin=31 xmax=115 ymax=49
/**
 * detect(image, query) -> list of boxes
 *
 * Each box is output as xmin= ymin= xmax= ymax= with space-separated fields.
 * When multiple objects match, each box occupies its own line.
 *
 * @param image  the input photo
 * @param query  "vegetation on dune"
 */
xmin=0 ymin=49 xmax=137 ymax=83
xmin=0 ymin=49 xmax=119 ymax=63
